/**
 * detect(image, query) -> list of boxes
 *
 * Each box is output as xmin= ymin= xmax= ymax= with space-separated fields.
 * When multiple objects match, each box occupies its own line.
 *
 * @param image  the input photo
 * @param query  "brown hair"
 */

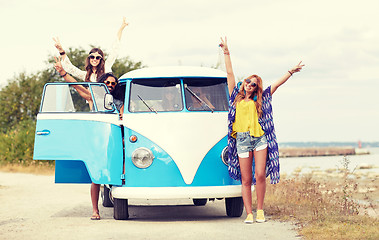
xmin=84 ymin=48 xmax=105 ymax=82
xmin=233 ymin=75 xmax=263 ymax=117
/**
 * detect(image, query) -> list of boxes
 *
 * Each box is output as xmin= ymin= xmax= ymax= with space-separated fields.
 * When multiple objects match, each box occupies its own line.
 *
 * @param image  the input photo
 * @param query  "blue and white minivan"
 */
xmin=33 ymin=66 xmax=243 ymax=220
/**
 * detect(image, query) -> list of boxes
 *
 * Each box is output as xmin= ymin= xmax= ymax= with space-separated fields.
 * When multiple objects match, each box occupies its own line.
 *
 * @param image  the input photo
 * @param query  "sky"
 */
xmin=0 ymin=0 xmax=378 ymax=142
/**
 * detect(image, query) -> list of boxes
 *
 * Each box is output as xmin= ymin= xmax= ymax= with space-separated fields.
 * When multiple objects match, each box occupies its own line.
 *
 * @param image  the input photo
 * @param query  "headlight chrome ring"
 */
xmin=221 ymin=147 xmax=228 ymax=166
xmin=132 ymin=147 xmax=154 ymax=169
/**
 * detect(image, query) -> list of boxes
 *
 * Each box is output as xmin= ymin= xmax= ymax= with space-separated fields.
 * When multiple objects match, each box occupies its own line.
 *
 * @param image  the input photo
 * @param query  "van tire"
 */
xmin=102 ymin=185 xmax=114 ymax=207
xmin=225 ymin=197 xmax=243 ymax=217
xmin=113 ymin=198 xmax=129 ymax=220
xmin=193 ymin=198 xmax=207 ymax=206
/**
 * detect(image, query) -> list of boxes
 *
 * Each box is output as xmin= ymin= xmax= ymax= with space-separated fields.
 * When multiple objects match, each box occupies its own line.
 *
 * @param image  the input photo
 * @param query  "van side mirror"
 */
xmin=104 ymin=94 xmax=114 ymax=110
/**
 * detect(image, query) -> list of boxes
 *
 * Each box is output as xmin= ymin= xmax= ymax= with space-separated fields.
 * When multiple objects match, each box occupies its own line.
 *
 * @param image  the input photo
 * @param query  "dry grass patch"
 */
xmin=261 ymin=157 xmax=379 ymax=240
xmin=0 ymin=161 xmax=54 ymax=175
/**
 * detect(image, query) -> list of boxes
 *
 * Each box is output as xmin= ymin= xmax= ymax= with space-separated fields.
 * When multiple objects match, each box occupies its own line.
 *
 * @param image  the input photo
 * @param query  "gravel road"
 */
xmin=0 ymin=171 xmax=301 ymax=240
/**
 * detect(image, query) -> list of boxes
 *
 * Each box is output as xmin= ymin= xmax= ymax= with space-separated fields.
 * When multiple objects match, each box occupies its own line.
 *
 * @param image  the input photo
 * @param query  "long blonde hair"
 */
xmin=233 ymin=75 xmax=263 ymax=117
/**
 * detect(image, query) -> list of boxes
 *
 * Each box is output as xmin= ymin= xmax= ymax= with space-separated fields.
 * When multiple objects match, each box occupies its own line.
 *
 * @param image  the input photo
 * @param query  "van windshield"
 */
xmin=184 ymin=78 xmax=228 ymax=111
xmin=129 ymin=79 xmax=183 ymax=112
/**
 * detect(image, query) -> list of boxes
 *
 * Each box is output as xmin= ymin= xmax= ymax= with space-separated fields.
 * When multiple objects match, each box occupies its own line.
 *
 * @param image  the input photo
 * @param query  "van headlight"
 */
xmin=132 ymin=147 xmax=154 ymax=168
xmin=221 ymin=147 xmax=228 ymax=166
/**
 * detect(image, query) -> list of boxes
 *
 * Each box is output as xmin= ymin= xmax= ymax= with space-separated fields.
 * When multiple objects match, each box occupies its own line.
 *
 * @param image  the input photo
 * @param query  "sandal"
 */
xmin=90 ymin=213 xmax=101 ymax=220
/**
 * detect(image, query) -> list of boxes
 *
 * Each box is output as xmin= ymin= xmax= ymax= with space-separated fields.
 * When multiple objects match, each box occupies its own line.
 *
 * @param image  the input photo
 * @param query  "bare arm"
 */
xmin=53 ymin=37 xmax=86 ymax=80
xmin=117 ymin=17 xmax=129 ymax=41
xmin=53 ymin=37 xmax=66 ymax=60
xmin=270 ymin=61 xmax=305 ymax=95
xmin=105 ymin=17 xmax=129 ymax=73
xmin=54 ymin=56 xmax=92 ymax=102
xmin=119 ymin=105 xmax=124 ymax=120
xmin=219 ymin=37 xmax=236 ymax=95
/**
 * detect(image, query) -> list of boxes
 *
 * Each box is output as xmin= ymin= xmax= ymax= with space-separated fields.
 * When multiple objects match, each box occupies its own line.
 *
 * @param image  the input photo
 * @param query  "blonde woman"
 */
xmin=219 ymin=37 xmax=304 ymax=223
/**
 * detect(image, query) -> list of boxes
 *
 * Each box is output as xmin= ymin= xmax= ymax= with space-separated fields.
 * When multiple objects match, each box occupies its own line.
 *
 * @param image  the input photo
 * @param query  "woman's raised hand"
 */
xmin=117 ymin=17 xmax=129 ymax=40
xmin=219 ymin=37 xmax=230 ymax=55
xmin=53 ymin=56 xmax=64 ymax=74
xmin=289 ymin=61 xmax=305 ymax=74
xmin=120 ymin=17 xmax=129 ymax=30
xmin=53 ymin=37 xmax=64 ymax=53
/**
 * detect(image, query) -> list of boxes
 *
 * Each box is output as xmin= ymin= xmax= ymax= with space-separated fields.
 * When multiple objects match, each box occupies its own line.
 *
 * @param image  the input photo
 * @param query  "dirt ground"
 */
xmin=0 ymin=171 xmax=301 ymax=240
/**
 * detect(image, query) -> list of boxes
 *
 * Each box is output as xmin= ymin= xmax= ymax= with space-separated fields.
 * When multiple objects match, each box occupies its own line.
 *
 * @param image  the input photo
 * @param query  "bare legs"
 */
xmin=239 ymin=148 xmax=267 ymax=214
xmin=254 ymin=148 xmax=267 ymax=210
xmin=239 ymin=152 xmax=253 ymax=214
xmin=91 ymin=183 xmax=100 ymax=218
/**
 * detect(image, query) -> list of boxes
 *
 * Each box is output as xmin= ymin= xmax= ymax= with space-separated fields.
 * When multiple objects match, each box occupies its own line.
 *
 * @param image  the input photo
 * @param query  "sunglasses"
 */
xmin=105 ymin=81 xmax=117 ymax=86
xmin=89 ymin=55 xmax=102 ymax=60
xmin=244 ymin=79 xmax=257 ymax=87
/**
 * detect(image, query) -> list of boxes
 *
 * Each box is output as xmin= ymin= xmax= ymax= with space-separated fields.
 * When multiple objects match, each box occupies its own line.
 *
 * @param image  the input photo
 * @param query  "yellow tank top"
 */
xmin=232 ymin=100 xmax=264 ymax=138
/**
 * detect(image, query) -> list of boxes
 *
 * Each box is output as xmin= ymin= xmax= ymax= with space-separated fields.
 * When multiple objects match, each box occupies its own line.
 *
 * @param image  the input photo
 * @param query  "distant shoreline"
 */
xmin=279 ymin=147 xmax=370 ymax=158
xmin=279 ymin=141 xmax=379 ymax=149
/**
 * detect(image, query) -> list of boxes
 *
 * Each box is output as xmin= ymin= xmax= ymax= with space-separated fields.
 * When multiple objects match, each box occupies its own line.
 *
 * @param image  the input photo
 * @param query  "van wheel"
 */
xmin=225 ymin=197 xmax=243 ymax=217
xmin=102 ymin=185 xmax=114 ymax=207
xmin=113 ymin=198 xmax=129 ymax=220
xmin=193 ymin=198 xmax=207 ymax=206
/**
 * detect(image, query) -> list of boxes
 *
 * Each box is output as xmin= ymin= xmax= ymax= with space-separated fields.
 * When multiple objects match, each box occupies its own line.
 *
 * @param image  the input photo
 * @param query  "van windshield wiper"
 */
xmin=184 ymin=84 xmax=214 ymax=113
xmin=137 ymin=95 xmax=157 ymax=113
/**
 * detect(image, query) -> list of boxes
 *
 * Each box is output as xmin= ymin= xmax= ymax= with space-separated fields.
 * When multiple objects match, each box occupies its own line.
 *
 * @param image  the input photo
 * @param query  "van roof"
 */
xmin=120 ymin=66 xmax=226 ymax=80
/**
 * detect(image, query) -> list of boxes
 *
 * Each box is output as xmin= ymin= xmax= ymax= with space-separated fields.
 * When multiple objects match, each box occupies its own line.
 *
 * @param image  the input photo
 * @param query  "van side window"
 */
xmin=129 ymin=79 xmax=183 ymax=112
xmin=184 ymin=78 xmax=228 ymax=111
xmin=40 ymin=83 xmax=112 ymax=113
xmin=91 ymin=85 xmax=110 ymax=112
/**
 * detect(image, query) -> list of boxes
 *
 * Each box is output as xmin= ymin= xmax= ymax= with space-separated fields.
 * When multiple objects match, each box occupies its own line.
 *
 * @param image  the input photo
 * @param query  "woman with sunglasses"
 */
xmin=219 ymin=37 xmax=304 ymax=224
xmin=53 ymin=17 xmax=128 ymax=82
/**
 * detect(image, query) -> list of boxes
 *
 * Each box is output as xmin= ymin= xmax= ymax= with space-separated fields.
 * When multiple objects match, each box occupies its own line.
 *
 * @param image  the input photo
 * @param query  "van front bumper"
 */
xmin=111 ymin=185 xmax=244 ymax=199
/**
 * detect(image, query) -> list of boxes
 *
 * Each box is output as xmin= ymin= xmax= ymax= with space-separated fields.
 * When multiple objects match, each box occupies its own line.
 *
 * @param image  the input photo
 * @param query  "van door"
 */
xmin=33 ymin=83 xmax=123 ymax=185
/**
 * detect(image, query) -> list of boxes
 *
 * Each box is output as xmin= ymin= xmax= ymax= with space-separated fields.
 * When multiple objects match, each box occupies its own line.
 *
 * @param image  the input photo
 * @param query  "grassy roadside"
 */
xmin=0 ymin=162 xmax=54 ymax=175
xmin=262 ymin=157 xmax=379 ymax=239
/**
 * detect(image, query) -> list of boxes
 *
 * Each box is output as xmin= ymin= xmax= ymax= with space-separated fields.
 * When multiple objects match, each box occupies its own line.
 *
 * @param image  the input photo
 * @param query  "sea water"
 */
xmin=280 ymin=147 xmax=379 ymax=176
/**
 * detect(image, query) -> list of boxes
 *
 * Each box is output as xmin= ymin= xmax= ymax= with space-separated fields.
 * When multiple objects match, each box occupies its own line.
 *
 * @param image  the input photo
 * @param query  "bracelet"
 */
xmin=59 ymin=51 xmax=66 ymax=55
xmin=288 ymin=70 xmax=293 ymax=76
xmin=224 ymin=52 xmax=230 ymax=55
xmin=60 ymin=72 xmax=67 ymax=77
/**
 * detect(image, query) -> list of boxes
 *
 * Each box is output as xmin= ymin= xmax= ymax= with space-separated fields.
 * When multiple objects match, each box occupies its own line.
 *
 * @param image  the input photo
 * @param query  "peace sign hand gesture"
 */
xmin=219 ymin=37 xmax=230 ymax=55
xmin=53 ymin=37 xmax=65 ymax=54
xmin=120 ymin=16 xmax=129 ymax=30
xmin=53 ymin=56 xmax=64 ymax=74
xmin=289 ymin=61 xmax=305 ymax=74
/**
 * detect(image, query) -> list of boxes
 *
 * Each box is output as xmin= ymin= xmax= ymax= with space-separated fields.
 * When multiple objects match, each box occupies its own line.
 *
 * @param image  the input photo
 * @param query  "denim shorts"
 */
xmin=236 ymin=132 xmax=268 ymax=158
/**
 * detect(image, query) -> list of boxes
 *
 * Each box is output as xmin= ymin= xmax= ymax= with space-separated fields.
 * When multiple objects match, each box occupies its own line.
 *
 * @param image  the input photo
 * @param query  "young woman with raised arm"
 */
xmin=219 ymin=37 xmax=304 ymax=223
xmin=53 ymin=17 xmax=128 ymax=82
